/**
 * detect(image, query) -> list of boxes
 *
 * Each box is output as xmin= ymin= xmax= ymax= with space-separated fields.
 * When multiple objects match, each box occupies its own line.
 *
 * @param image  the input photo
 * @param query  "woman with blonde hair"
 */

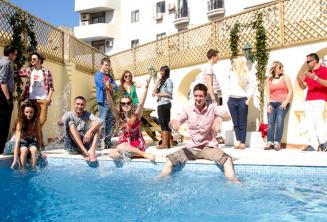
xmin=227 ymin=57 xmax=256 ymax=149
xmin=264 ymin=61 xmax=292 ymax=151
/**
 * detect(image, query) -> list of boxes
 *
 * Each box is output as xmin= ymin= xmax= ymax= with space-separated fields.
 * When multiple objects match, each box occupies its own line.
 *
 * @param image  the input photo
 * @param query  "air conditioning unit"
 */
xmin=105 ymin=39 xmax=114 ymax=48
xmin=81 ymin=13 xmax=90 ymax=21
xmin=155 ymin=13 xmax=163 ymax=20
xmin=168 ymin=3 xmax=176 ymax=11
xmin=81 ymin=21 xmax=89 ymax=26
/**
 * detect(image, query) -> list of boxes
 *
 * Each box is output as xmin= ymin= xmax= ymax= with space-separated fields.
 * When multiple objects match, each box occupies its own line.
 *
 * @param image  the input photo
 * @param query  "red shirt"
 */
xmin=304 ymin=66 xmax=327 ymax=101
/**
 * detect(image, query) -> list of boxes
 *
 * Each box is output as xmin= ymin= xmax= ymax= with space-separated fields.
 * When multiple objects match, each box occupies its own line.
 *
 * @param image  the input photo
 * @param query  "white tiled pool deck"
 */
xmin=1 ymin=136 xmax=327 ymax=167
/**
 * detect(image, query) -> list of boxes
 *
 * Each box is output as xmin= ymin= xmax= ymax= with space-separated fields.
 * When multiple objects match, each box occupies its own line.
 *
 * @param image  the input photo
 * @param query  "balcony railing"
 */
xmin=207 ymin=0 xmax=224 ymax=11
xmin=174 ymin=7 xmax=189 ymax=26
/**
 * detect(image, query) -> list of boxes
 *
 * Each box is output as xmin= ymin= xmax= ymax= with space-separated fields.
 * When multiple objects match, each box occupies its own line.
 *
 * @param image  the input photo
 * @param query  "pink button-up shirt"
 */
xmin=178 ymin=103 xmax=228 ymax=149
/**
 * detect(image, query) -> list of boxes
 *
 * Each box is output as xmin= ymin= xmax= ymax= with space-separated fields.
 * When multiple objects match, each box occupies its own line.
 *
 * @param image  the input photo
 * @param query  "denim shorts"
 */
xmin=20 ymin=138 xmax=39 ymax=149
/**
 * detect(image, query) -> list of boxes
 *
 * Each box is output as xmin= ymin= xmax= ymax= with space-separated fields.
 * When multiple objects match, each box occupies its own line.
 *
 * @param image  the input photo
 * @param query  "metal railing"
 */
xmin=207 ymin=0 xmax=224 ymax=11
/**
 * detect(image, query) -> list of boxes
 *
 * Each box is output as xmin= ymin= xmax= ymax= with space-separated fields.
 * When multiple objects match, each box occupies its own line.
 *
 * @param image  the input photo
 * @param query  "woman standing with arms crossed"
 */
xmin=153 ymin=66 xmax=173 ymax=149
xmin=265 ymin=61 xmax=293 ymax=151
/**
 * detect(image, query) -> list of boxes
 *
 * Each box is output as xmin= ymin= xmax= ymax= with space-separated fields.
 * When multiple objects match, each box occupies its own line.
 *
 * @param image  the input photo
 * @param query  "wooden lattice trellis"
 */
xmin=110 ymin=0 xmax=327 ymax=77
xmin=0 ymin=0 xmax=108 ymax=73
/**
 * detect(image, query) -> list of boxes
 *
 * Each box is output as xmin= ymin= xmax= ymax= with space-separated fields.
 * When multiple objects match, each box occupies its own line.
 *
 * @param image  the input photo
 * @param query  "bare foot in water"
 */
xmin=144 ymin=153 xmax=156 ymax=161
xmin=88 ymin=151 xmax=97 ymax=162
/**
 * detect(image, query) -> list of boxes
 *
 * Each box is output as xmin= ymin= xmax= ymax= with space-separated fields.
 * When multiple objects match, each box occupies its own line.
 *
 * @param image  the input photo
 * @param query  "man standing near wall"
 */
xmin=94 ymin=58 xmax=118 ymax=149
xmin=20 ymin=52 xmax=55 ymax=127
xmin=0 ymin=45 xmax=17 ymax=153
xmin=298 ymin=53 xmax=327 ymax=151
xmin=202 ymin=49 xmax=221 ymax=105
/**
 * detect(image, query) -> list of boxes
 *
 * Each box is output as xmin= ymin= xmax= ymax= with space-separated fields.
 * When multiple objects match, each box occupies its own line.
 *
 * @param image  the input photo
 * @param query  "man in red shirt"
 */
xmin=298 ymin=53 xmax=327 ymax=151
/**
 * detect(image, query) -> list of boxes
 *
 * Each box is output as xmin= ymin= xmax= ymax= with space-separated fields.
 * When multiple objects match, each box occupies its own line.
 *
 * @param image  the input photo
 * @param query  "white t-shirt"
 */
xmin=200 ymin=63 xmax=220 ymax=94
xmin=29 ymin=69 xmax=47 ymax=99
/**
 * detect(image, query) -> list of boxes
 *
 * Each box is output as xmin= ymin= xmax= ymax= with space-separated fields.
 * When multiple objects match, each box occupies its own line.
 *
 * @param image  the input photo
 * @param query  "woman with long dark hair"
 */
xmin=152 ymin=66 xmax=173 ymax=149
xmin=11 ymin=101 xmax=43 ymax=168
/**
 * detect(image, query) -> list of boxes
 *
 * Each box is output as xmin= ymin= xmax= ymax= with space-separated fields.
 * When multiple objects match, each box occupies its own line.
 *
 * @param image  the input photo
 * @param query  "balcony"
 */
xmin=75 ymin=0 xmax=119 ymax=13
xmin=74 ymin=23 xmax=117 ymax=41
xmin=207 ymin=0 xmax=225 ymax=18
xmin=174 ymin=7 xmax=189 ymax=27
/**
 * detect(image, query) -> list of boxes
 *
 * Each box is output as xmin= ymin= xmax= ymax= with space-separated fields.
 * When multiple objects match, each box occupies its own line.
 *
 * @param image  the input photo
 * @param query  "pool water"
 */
xmin=0 ymin=158 xmax=327 ymax=222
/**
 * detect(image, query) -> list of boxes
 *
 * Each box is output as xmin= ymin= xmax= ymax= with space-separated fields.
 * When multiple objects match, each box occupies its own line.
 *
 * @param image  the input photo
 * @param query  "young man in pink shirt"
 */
xmin=159 ymin=83 xmax=239 ymax=183
xmin=298 ymin=53 xmax=327 ymax=151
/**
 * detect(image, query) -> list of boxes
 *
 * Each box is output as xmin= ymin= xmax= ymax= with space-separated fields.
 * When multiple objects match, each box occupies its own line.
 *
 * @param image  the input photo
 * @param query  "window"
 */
xmin=131 ymin=10 xmax=139 ymax=23
xmin=156 ymin=1 xmax=166 ymax=13
xmin=208 ymin=0 xmax=224 ymax=11
xmin=91 ymin=40 xmax=105 ymax=53
xmin=156 ymin=32 xmax=166 ymax=40
xmin=131 ymin=39 xmax=139 ymax=48
xmin=177 ymin=0 xmax=188 ymax=18
xmin=91 ymin=12 xmax=105 ymax=24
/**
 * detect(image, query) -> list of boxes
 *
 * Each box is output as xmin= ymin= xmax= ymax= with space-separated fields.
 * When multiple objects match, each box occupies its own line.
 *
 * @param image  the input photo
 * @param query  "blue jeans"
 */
xmin=227 ymin=97 xmax=248 ymax=144
xmin=98 ymin=103 xmax=113 ymax=147
xmin=267 ymin=102 xmax=289 ymax=144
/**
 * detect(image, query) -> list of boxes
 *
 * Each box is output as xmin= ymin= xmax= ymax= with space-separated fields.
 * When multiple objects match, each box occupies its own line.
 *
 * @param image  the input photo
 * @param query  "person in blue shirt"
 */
xmin=94 ymin=58 xmax=118 ymax=149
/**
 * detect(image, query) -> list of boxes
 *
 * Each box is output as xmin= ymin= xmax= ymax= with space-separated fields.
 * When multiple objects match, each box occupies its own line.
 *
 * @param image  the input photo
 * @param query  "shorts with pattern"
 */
xmin=167 ymin=147 xmax=230 ymax=166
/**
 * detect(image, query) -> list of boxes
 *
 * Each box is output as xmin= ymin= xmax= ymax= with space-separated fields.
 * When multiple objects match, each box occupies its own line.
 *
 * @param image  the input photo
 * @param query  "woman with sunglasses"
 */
xmin=109 ymin=76 xmax=155 ymax=161
xmin=119 ymin=70 xmax=141 ymax=109
xmin=152 ymin=66 xmax=173 ymax=149
xmin=265 ymin=61 xmax=292 ymax=151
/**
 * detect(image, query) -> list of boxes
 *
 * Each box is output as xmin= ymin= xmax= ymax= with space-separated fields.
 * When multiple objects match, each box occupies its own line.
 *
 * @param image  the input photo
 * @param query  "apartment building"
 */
xmin=74 ymin=0 xmax=271 ymax=55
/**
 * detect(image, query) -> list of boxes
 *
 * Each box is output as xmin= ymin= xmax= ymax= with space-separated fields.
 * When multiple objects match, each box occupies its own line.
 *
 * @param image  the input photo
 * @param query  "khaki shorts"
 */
xmin=167 ymin=147 xmax=230 ymax=166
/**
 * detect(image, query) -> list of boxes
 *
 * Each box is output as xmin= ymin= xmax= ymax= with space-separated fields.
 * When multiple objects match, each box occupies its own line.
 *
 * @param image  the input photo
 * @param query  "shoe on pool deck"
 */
xmin=302 ymin=145 xmax=315 ymax=151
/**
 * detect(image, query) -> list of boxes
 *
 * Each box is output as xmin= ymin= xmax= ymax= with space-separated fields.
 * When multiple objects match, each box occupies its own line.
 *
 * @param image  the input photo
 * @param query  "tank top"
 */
xmin=269 ymin=77 xmax=288 ymax=102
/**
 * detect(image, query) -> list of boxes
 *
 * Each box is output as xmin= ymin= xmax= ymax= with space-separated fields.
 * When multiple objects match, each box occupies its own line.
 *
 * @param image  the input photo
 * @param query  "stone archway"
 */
xmin=176 ymin=68 xmax=201 ymax=105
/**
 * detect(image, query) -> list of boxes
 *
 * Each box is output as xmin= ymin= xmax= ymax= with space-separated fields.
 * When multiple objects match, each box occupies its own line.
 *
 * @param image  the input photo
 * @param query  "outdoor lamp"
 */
xmin=242 ymin=42 xmax=254 ymax=62
xmin=148 ymin=65 xmax=157 ymax=82
xmin=27 ymin=45 xmax=36 ymax=54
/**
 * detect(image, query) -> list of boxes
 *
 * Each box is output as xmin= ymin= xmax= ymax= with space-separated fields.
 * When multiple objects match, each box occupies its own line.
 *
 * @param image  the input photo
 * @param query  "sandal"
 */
xmin=274 ymin=144 xmax=281 ymax=151
xmin=264 ymin=144 xmax=274 ymax=150
xmin=239 ymin=144 xmax=246 ymax=150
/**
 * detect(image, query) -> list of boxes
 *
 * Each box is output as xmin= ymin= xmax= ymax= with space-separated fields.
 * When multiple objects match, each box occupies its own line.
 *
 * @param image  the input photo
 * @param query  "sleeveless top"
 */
xmin=124 ymin=83 xmax=139 ymax=105
xmin=269 ymin=77 xmax=288 ymax=102
xmin=118 ymin=119 xmax=146 ymax=151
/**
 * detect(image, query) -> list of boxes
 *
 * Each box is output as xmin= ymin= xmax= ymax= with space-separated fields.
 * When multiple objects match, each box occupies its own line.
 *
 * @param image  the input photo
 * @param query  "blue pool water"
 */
xmin=0 ymin=158 xmax=327 ymax=222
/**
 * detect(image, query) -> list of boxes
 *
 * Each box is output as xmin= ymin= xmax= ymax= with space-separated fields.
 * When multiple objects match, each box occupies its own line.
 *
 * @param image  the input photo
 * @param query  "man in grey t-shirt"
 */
xmin=59 ymin=96 xmax=103 ymax=161
xmin=0 ymin=45 xmax=17 ymax=153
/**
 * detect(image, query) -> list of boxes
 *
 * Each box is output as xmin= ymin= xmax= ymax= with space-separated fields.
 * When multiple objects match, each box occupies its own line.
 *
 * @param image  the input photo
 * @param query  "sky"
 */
xmin=9 ymin=0 xmax=79 ymax=28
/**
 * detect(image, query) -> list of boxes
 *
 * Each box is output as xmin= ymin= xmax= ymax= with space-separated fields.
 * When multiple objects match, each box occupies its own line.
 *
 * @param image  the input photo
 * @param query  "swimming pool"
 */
xmin=0 ymin=158 xmax=326 ymax=222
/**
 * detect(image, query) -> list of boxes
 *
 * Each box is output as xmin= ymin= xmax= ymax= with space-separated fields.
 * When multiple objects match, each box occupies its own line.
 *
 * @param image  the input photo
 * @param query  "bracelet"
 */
xmin=313 ymin=75 xmax=319 ymax=81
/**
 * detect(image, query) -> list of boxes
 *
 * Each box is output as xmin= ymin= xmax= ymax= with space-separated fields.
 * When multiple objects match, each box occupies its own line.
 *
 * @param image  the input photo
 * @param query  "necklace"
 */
xmin=273 ymin=74 xmax=282 ymax=79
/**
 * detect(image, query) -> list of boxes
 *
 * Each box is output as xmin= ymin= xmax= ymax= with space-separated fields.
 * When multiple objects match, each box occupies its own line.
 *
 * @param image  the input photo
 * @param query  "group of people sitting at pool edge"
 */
xmin=1 ymin=45 xmax=327 ymax=181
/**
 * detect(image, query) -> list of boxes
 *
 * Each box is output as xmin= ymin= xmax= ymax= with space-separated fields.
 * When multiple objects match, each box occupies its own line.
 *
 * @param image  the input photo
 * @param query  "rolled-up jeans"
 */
xmin=98 ymin=103 xmax=113 ymax=146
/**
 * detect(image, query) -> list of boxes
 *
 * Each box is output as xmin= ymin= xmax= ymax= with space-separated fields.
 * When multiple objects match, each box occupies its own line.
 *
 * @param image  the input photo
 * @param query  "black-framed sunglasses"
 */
xmin=120 ymin=101 xmax=132 ymax=106
xmin=306 ymin=60 xmax=314 ymax=64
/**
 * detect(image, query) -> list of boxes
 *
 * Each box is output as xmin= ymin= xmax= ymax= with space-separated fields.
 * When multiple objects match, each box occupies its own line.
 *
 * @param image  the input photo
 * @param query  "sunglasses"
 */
xmin=124 ymin=75 xmax=132 ymax=78
xmin=306 ymin=60 xmax=314 ymax=64
xmin=120 ymin=101 xmax=132 ymax=106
